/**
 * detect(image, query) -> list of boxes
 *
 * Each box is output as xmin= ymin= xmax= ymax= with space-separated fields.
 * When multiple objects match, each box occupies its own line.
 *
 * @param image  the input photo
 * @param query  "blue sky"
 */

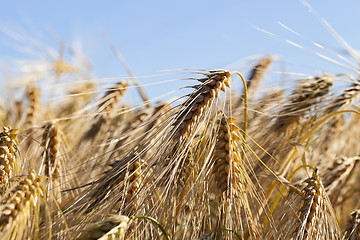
xmin=1 ymin=1 xmax=360 ymax=100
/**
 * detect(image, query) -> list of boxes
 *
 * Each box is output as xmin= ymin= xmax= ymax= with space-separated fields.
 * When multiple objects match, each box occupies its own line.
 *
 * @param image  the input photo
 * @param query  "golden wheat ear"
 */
xmin=0 ymin=171 xmax=44 ymax=239
xmin=272 ymin=74 xmax=334 ymax=132
xmin=63 ymin=70 xmax=234 ymax=236
xmin=282 ymin=169 xmax=341 ymax=240
xmin=235 ymin=55 xmax=273 ymax=108
xmin=323 ymin=156 xmax=360 ymax=205
xmin=325 ymin=81 xmax=360 ymax=114
xmin=247 ymin=56 xmax=272 ymax=91
xmin=343 ymin=210 xmax=360 ymax=240
xmin=77 ymin=215 xmax=129 ymax=240
xmin=209 ymin=115 xmax=260 ymax=238
xmin=41 ymin=122 xmax=60 ymax=179
xmin=249 ymin=74 xmax=334 ymax=177
xmin=0 ymin=127 xmax=19 ymax=195
xmin=82 ymin=81 xmax=129 ymax=141
xmin=40 ymin=121 xmax=72 ymax=204
xmin=24 ymin=83 xmax=41 ymax=127
xmin=171 ymin=70 xmax=231 ymax=141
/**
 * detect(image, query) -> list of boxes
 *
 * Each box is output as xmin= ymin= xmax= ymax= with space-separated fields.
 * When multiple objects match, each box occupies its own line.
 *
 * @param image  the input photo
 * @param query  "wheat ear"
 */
xmin=172 ymin=70 xmax=231 ymax=140
xmin=290 ymin=169 xmax=341 ymax=239
xmin=323 ymin=156 xmax=360 ymax=205
xmin=41 ymin=122 xmax=60 ymax=180
xmin=344 ymin=210 xmax=360 ymax=240
xmin=272 ymin=74 xmax=333 ymax=132
xmin=0 ymin=127 xmax=19 ymax=195
xmin=25 ymin=83 xmax=41 ymax=128
xmin=78 ymin=215 xmax=129 ymax=240
xmin=211 ymin=115 xmax=259 ymax=238
xmin=83 ymin=81 xmax=129 ymax=140
xmin=0 ymin=171 xmax=44 ymax=239
xmin=326 ymin=81 xmax=360 ymax=114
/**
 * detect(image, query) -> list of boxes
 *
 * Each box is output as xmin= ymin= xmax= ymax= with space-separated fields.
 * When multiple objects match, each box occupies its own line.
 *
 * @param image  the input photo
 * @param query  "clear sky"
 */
xmin=1 ymin=1 xmax=360 ymax=100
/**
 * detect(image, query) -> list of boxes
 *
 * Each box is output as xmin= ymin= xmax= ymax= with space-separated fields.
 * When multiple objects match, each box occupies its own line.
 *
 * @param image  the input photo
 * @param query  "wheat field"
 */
xmin=1 ymin=9 xmax=360 ymax=240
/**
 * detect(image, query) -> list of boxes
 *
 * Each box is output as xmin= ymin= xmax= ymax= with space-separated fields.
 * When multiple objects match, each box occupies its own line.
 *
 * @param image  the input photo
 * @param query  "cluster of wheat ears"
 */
xmin=1 ymin=25 xmax=360 ymax=240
